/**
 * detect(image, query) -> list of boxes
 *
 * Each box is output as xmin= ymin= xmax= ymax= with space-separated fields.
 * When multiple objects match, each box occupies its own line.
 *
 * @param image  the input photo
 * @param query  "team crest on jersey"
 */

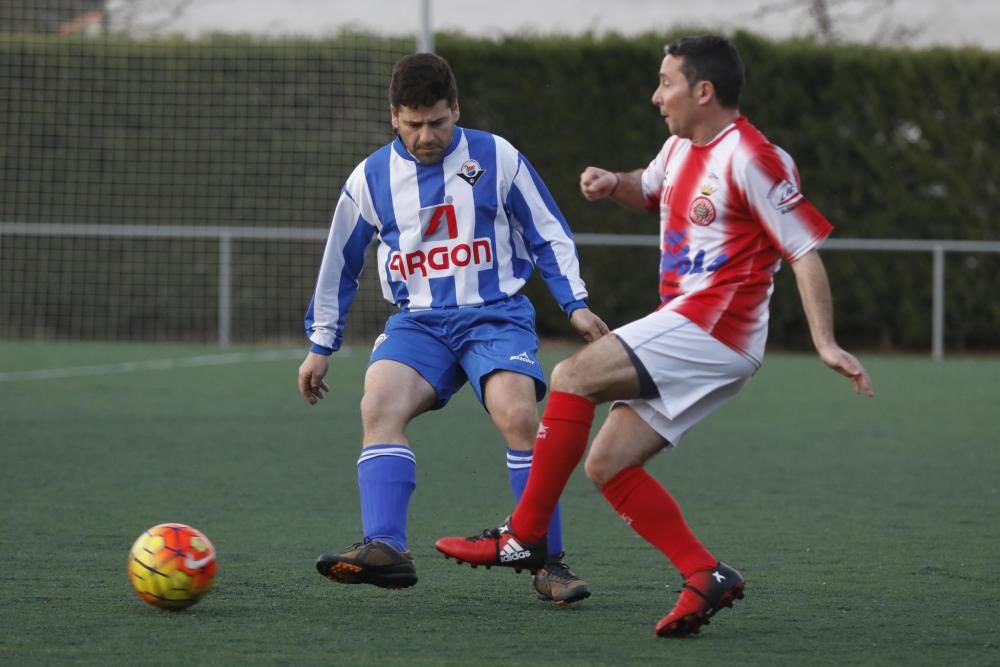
xmin=688 ymin=196 xmax=717 ymax=226
xmin=456 ymin=159 xmax=485 ymax=186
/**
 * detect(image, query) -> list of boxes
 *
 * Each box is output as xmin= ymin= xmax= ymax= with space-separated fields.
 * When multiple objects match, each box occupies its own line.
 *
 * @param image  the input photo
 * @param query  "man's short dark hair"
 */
xmin=665 ymin=35 xmax=745 ymax=109
xmin=389 ymin=53 xmax=458 ymax=109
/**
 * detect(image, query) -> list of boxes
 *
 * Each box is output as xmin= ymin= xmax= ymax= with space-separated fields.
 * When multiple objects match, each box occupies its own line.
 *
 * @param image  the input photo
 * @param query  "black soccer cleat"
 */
xmin=316 ymin=539 xmax=417 ymax=589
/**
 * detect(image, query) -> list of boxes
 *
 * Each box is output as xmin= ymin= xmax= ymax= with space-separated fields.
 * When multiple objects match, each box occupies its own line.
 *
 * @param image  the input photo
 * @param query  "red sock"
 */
xmin=601 ymin=466 xmax=717 ymax=578
xmin=510 ymin=392 xmax=595 ymax=543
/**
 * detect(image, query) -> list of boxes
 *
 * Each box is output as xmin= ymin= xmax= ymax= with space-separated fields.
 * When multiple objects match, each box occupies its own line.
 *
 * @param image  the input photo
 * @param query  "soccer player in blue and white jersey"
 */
xmin=297 ymin=53 xmax=608 ymax=604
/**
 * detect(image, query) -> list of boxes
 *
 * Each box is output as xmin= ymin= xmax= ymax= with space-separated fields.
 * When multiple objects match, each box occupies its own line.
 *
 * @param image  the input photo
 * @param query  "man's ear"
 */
xmin=452 ymin=101 xmax=460 ymax=123
xmin=694 ymin=81 xmax=715 ymax=106
xmin=390 ymin=104 xmax=399 ymax=130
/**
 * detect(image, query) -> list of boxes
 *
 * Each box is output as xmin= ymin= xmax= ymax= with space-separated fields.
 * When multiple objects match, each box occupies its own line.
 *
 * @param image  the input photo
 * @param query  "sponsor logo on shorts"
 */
xmin=508 ymin=352 xmax=535 ymax=365
xmin=372 ymin=333 xmax=387 ymax=351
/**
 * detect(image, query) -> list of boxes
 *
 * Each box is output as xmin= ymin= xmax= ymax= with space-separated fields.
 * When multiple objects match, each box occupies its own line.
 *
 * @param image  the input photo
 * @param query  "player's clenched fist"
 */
xmin=579 ymin=166 xmax=618 ymax=201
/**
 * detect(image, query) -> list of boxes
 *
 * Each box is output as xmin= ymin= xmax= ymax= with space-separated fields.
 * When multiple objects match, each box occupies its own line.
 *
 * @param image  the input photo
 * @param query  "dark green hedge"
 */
xmin=1 ymin=33 xmax=997 ymax=350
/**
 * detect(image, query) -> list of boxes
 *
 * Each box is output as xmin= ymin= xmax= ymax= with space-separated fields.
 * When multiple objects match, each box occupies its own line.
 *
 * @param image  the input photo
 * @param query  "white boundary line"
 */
xmin=0 ymin=348 xmax=336 ymax=383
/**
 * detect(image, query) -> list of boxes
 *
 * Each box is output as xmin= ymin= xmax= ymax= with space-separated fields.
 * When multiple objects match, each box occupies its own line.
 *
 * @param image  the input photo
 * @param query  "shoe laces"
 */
xmin=344 ymin=537 xmax=374 ymax=549
xmin=543 ymin=556 xmax=579 ymax=584
xmin=466 ymin=527 xmax=501 ymax=541
xmin=342 ymin=537 xmax=379 ymax=552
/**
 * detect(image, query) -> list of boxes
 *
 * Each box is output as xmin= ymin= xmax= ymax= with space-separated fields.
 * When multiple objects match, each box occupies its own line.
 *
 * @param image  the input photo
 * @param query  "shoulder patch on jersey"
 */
xmin=767 ymin=179 xmax=803 ymax=213
xmin=457 ymin=159 xmax=485 ymax=186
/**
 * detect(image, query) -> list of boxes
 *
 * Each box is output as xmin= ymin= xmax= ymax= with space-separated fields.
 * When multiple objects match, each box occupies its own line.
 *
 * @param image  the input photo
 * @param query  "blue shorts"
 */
xmin=369 ymin=294 xmax=546 ymax=409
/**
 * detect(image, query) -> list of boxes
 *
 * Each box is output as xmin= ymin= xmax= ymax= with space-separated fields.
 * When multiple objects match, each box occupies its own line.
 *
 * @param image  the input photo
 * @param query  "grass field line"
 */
xmin=0 ymin=348 xmax=325 ymax=382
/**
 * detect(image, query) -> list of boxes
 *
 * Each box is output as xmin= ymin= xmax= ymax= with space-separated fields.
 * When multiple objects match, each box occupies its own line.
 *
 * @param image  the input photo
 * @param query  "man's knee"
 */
xmin=491 ymin=400 xmax=539 ymax=444
xmin=550 ymin=357 xmax=585 ymax=394
xmin=360 ymin=391 xmax=406 ymax=434
xmin=583 ymin=449 xmax=622 ymax=489
xmin=584 ymin=424 xmax=661 ymax=488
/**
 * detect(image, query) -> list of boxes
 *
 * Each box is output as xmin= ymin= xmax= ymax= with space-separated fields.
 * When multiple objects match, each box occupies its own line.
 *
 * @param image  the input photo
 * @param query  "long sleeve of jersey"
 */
xmin=503 ymin=150 xmax=588 ymax=316
xmin=305 ymin=165 xmax=377 ymax=353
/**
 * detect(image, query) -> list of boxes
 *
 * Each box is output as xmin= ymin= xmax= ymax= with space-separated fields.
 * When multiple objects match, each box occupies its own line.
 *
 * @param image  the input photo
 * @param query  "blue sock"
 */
xmin=507 ymin=448 xmax=564 ymax=557
xmin=357 ymin=445 xmax=416 ymax=552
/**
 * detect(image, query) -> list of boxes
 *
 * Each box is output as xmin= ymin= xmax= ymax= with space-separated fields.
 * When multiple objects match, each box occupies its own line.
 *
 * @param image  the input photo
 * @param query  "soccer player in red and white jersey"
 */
xmin=436 ymin=35 xmax=874 ymax=637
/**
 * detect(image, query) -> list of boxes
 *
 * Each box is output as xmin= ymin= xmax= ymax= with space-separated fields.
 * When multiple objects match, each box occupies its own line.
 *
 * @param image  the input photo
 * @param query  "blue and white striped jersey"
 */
xmin=305 ymin=127 xmax=589 ymax=353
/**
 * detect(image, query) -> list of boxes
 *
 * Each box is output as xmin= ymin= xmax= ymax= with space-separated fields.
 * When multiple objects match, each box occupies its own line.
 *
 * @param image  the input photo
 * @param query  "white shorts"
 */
xmin=613 ymin=310 xmax=757 ymax=447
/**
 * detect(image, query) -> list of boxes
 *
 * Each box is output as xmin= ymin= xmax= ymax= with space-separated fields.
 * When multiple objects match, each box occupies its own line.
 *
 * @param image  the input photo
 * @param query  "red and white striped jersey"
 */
xmin=640 ymin=116 xmax=832 ymax=365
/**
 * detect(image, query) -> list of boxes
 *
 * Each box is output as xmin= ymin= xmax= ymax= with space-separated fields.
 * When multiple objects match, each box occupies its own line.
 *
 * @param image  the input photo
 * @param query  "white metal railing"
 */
xmin=4 ymin=222 xmax=1000 ymax=359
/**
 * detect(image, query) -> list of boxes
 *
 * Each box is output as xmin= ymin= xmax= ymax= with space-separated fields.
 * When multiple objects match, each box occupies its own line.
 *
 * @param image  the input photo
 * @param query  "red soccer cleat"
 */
xmin=655 ymin=562 xmax=745 ymax=637
xmin=435 ymin=520 xmax=548 ymax=574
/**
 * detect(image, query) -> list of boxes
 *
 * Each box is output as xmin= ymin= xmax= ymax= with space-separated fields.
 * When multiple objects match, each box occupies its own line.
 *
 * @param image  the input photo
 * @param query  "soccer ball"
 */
xmin=127 ymin=523 xmax=217 ymax=611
